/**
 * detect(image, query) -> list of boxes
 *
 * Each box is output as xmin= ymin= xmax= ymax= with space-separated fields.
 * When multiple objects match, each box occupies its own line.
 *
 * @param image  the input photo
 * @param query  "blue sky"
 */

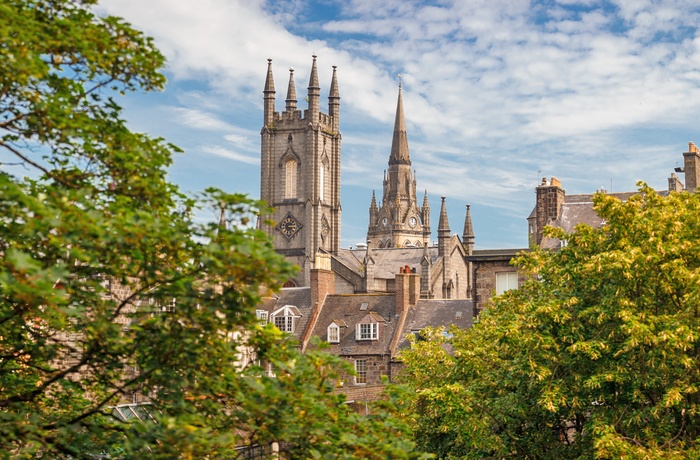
xmin=97 ymin=0 xmax=700 ymax=249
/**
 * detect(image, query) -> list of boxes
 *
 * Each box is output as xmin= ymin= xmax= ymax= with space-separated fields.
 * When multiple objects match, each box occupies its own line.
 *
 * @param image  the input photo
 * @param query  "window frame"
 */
xmin=274 ymin=314 xmax=295 ymax=333
xmin=495 ymin=271 xmax=519 ymax=295
xmin=327 ymin=323 xmax=340 ymax=343
xmin=355 ymin=322 xmax=379 ymax=341
xmin=256 ymin=310 xmax=269 ymax=326
xmin=354 ymin=359 xmax=367 ymax=385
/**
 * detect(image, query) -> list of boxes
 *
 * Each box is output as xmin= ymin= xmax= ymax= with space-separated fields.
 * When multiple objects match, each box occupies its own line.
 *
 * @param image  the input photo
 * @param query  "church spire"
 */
xmin=263 ymin=58 xmax=275 ymax=127
xmin=438 ymin=196 xmax=450 ymax=232
xmin=389 ymin=83 xmax=411 ymax=166
xmin=369 ymin=190 xmax=378 ymax=226
xmin=329 ymin=65 xmax=340 ymax=131
xmin=285 ymin=68 xmax=297 ymax=112
xmin=438 ymin=196 xmax=450 ymax=257
xmin=307 ymin=54 xmax=320 ymax=121
xmin=462 ymin=204 xmax=474 ymax=255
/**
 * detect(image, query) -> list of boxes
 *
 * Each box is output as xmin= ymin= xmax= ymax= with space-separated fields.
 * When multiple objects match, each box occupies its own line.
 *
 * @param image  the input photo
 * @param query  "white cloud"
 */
xmin=200 ymin=146 xmax=260 ymax=165
xmin=97 ymin=0 xmax=700 ymax=248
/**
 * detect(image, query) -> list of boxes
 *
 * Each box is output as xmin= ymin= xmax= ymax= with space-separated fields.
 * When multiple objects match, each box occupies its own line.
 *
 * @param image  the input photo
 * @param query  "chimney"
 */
xmin=302 ymin=252 xmax=335 ymax=352
xmin=310 ymin=252 xmax=334 ymax=308
xmin=533 ymin=177 xmax=565 ymax=247
xmin=668 ymin=172 xmax=684 ymax=192
xmin=684 ymin=142 xmax=700 ymax=192
xmin=409 ymin=267 xmax=420 ymax=306
xmin=395 ymin=265 xmax=419 ymax=316
xmin=390 ymin=266 xmax=419 ymax=356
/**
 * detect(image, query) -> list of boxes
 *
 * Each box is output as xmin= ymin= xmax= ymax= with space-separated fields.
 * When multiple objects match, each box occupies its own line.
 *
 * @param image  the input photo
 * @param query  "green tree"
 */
xmin=398 ymin=185 xmax=700 ymax=459
xmin=0 ymin=1 xmax=429 ymax=458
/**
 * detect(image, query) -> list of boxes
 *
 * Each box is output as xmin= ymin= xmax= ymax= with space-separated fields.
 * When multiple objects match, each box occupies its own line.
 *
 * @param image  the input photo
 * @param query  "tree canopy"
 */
xmin=0 ymin=1 xmax=427 ymax=458
xmin=398 ymin=185 xmax=700 ymax=459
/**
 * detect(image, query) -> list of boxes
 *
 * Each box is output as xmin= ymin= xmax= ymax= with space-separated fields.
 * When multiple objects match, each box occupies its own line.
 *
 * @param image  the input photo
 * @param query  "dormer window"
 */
xmin=356 ymin=323 xmax=379 ymax=340
xmin=256 ymin=310 xmax=268 ymax=326
xmin=270 ymin=305 xmax=301 ymax=333
xmin=328 ymin=324 xmax=340 ymax=343
xmin=355 ymin=312 xmax=384 ymax=341
xmin=327 ymin=319 xmax=347 ymax=343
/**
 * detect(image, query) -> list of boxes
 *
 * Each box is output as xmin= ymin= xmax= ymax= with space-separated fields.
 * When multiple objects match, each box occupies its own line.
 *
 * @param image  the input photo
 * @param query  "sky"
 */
xmin=96 ymin=0 xmax=700 ymax=249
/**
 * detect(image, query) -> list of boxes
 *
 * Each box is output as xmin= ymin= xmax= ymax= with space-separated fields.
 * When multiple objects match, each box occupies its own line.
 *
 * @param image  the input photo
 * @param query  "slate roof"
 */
xmin=257 ymin=287 xmax=312 ymax=344
xmin=540 ymin=191 xmax=669 ymax=249
xmin=396 ymin=299 xmax=473 ymax=351
xmin=332 ymin=248 xmax=364 ymax=277
xmin=334 ymin=246 xmax=441 ymax=280
xmin=308 ymin=294 xmax=399 ymax=356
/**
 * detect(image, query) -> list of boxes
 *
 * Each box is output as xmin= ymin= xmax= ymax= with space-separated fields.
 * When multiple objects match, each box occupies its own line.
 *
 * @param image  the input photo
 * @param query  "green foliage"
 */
xmin=0 ymin=1 xmax=427 ymax=458
xmin=398 ymin=185 xmax=700 ymax=459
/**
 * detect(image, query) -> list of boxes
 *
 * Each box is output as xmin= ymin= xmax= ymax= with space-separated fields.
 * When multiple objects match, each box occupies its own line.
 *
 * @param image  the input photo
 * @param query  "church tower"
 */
xmin=367 ymin=83 xmax=430 ymax=249
xmin=259 ymin=56 xmax=341 ymax=287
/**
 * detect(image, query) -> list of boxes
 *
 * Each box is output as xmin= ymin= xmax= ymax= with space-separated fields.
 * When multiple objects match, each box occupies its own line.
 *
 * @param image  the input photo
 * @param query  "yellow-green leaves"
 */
xmin=398 ymin=185 xmax=700 ymax=459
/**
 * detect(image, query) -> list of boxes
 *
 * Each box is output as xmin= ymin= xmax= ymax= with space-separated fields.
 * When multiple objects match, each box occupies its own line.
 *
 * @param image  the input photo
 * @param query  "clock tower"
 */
xmin=367 ymin=83 xmax=430 ymax=249
xmin=258 ymin=56 xmax=341 ymax=286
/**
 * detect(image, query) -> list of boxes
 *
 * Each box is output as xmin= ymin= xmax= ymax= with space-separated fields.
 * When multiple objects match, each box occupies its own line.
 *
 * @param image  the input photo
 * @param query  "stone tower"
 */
xmin=367 ymin=84 xmax=430 ymax=249
xmin=259 ymin=56 xmax=341 ymax=286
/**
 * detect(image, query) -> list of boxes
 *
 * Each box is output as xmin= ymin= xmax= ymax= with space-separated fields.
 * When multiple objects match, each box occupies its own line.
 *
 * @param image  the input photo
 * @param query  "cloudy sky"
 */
xmin=98 ymin=0 xmax=700 ymax=249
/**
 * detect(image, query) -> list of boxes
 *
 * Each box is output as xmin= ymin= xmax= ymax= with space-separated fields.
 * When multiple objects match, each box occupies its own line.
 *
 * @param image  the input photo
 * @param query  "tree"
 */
xmin=0 ymin=1 xmax=428 ymax=458
xmin=398 ymin=185 xmax=700 ymax=459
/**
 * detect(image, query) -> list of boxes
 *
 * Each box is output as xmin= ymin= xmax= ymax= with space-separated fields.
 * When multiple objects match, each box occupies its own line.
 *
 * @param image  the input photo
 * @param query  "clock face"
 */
xmin=409 ymin=217 xmax=417 ymax=228
xmin=382 ymin=217 xmax=388 ymax=227
xmin=277 ymin=213 xmax=302 ymax=240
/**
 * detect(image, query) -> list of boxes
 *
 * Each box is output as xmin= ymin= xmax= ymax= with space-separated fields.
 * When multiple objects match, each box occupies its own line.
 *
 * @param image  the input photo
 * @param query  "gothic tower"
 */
xmin=367 ymin=84 xmax=430 ymax=249
xmin=259 ymin=56 xmax=341 ymax=287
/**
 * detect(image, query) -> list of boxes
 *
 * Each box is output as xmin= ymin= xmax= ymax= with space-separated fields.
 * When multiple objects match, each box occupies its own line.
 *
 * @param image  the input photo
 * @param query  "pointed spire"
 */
xmin=389 ymin=83 xmax=411 ymax=166
xmin=370 ymin=190 xmax=377 ymax=210
xmin=463 ymin=204 xmax=475 ymax=255
xmin=438 ymin=197 xmax=450 ymax=232
xmin=307 ymin=54 xmax=320 ymax=120
xmin=329 ymin=65 xmax=339 ymax=99
xmin=264 ymin=58 xmax=275 ymax=93
xmin=285 ymin=68 xmax=297 ymax=112
xmin=438 ymin=196 xmax=450 ymax=258
xmin=329 ymin=65 xmax=340 ymax=130
xmin=462 ymin=204 xmax=474 ymax=239
xmin=263 ymin=58 xmax=276 ymax=127
xmin=422 ymin=190 xmax=430 ymax=210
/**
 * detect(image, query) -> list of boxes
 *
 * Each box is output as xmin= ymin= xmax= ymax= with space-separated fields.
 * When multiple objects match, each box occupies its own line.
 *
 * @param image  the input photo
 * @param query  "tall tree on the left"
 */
xmin=0 ymin=1 xmax=296 ymax=457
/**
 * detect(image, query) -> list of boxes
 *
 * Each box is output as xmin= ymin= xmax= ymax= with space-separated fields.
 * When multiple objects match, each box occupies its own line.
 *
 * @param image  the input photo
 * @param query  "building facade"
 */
xmin=258 ymin=57 xmax=474 ymax=300
xmin=258 ymin=56 xmax=341 ymax=287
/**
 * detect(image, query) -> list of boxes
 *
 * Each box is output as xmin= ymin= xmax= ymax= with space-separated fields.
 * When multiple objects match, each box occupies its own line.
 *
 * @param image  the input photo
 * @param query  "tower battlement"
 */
xmin=269 ymin=110 xmax=336 ymax=131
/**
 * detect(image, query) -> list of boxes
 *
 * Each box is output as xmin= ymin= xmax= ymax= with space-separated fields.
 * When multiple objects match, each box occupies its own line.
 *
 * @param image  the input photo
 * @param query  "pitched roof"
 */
xmin=540 ymin=190 xmax=669 ymax=249
xmin=308 ymin=294 xmax=399 ymax=356
xmin=258 ymin=287 xmax=312 ymax=344
xmin=396 ymin=299 xmax=473 ymax=351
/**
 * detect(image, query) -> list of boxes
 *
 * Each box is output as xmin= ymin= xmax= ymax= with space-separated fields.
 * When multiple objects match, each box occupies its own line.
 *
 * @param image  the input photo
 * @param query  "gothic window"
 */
xmin=319 ymin=161 xmax=328 ymax=202
xmin=414 ymin=240 xmax=422 ymax=247
xmin=285 ymin=159 xmax=297 ymax=199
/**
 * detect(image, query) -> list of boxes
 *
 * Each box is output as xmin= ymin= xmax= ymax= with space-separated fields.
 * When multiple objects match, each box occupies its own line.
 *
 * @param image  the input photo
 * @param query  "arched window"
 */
xmin=285 ymin=159 xmax=297 ymax=199
xmin=319 ymin=163 xmax=325 ymax=201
